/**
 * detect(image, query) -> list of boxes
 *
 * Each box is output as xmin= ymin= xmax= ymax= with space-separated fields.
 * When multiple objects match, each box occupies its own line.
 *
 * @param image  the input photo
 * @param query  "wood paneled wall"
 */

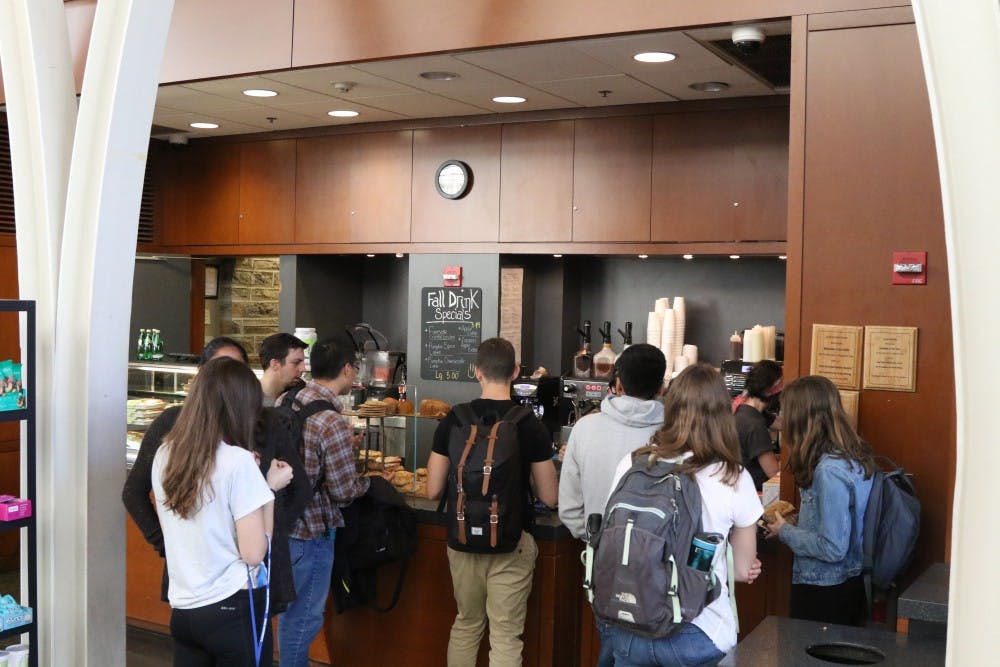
xmin=0 ymin=245 xmax=20 ymax=568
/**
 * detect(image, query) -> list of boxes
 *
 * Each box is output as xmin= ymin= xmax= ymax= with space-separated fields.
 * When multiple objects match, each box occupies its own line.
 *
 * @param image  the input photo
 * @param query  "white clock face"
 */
xmin=437 ymin=163 xmax=467 ymax=196
xmin=435 ymin=160 xmax=471 ymax=199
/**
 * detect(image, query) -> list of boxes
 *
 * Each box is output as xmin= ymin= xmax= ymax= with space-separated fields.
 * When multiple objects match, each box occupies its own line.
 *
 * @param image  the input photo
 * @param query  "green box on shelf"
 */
xmin=0 ymin=360 xmax=23 ymax=412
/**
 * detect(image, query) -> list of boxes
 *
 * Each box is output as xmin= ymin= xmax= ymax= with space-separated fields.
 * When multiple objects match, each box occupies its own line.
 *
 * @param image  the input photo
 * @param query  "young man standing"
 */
xmin=259 ymin=332 xmax=308 ymax=406
xmin=427 ymin=337 xmax=558 ymax=667
xmin=558 ymin=343 xmax=666 ymax=666
xmin=277 ymin=337 xmax=368 ymax=667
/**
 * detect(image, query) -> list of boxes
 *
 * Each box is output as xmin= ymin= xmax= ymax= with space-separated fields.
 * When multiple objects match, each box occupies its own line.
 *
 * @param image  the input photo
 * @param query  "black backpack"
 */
xmin=444 ymin=403 xmax=532 ymax=553
xmin=275 ymin=384 xmax=338 ymax=496
xmin=862 ymin=456 xmax=921 ymax=601
xmin=331 ymin=477 xmax=418 ymax=613
xmin=587 ymin=456 xmax=723 ymax=638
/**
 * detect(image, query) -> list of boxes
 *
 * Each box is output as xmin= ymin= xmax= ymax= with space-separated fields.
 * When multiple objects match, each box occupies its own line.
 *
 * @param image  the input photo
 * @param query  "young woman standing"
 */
xmin=764 ymin=375 xmax=876 ymax=626
xmin=152 ymin=357 xmax=292 ymax=665
xmin=605 ymin=364 xmax=762 ymax=666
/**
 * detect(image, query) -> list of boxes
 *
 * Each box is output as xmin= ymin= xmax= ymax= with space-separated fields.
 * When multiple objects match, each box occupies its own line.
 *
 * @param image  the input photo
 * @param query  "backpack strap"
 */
xmin=455 ymin=421 xmax=479 ymax=546
xmin=481 ymin=419 xmax=503 ymax=496
xmin=291 ymin=396 xmax=339 ymax=498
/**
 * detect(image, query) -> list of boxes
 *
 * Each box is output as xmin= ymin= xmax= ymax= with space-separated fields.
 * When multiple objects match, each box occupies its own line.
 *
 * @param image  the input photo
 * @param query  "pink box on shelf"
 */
xmin=0 ymin=495 xmax=31 ymax=521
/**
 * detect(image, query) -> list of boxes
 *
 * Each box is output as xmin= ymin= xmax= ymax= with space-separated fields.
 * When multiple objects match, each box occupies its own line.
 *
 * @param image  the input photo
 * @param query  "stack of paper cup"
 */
xmin=674 ymin=355 xmax=690 ymax=373
xmin=660 ymin=310 xmax=675 ymax=373
xmin=672 ymin=297 xmax=686 ymax=362
xmin=744 ymin=327 xmax=764 ymax=362
xmin=0 ymin=649 xmax=9 ymax=667
xmin=646 ymin=311 xmax=662 ymax=347
xmin=682 ymin=344 xmax=698 ymax=366
xmin=763 ymin=325 xmax=777 ymax=360
xmin=655 ymin=297 xmax=670 ymax=315
xmin=6 ymin=644 xmax=28 ymax=667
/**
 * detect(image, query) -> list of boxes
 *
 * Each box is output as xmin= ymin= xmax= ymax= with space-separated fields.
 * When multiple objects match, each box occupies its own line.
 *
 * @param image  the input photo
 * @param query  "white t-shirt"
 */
xmin=152 ymin=441 xmax=274 ymax=609
xmin=609 ymin=454 xmax=761 ymax=653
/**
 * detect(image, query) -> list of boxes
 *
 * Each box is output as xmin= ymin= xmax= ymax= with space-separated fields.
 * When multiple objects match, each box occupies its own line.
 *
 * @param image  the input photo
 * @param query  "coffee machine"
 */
xmin=560 ymin=377 xmax=611 ymax=441
xmin=511 ymin=376 xmax=561 ymax=438
xmin=345 ymin=323 xmax=405 ymax=407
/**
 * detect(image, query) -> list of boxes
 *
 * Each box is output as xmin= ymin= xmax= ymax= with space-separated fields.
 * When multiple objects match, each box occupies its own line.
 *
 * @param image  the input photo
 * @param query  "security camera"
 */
xmin=167 ymin=133 xmax=189 ymax=147
xmin=332 ymin=81 xmax=357 ymax=94
xmin=731 ymin=26 xmax=765 ymax=57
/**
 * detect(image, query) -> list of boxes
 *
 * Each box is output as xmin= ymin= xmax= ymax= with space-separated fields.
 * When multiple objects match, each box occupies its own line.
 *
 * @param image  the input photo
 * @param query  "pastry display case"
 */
xmin=125 ymin=362 xmax=197 ymax=469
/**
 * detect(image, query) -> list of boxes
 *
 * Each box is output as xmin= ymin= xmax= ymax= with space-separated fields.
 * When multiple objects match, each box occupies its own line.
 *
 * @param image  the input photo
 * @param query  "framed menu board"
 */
xmin=810 ymin=324 xmax=864 ymax=390
xmin=420 ymin=287 xmax=483 ymax=382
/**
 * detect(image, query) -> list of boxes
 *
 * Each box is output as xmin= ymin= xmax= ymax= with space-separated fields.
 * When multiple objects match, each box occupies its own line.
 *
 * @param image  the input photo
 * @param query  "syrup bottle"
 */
xmin=572 ymin=320 xmax=593 ymax=379
xmin=593 ymin=321 xmax=616 ymax=379
xmin=616 ymin=322 xmax=633 ymax=360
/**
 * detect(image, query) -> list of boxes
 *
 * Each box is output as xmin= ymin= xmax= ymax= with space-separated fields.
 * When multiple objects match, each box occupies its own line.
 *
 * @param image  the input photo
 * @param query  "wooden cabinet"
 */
xmin=160 ymin=143 xmax=240 ymax=246
xmin=295 ymin=131 xmax=412 ymax=244
xmin=159 ymin=140 xmax=296 ymax=246
xmin=411 ymin=125 xmax=501 ymax=243
xmin=500 ymin=121 xmax=574 ymax=242
xmin=651 ymin=107 xmax=788 ymax=242
xmin=572 ymin=116 xmax=652 ymax=243
xmin=238 ymin=139 xmax=296 ymax=244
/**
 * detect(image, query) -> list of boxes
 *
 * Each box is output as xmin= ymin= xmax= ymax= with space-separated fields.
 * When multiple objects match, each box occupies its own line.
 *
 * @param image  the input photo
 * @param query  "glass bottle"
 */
xmin=136 ymin=329 xmax=147 ymax=360
xmin=151 ymin=329 xmax=164 ymax=361
xmin=593 ymin=321 xmax=616 ymax=379
xmin=572 ymin=320 xmax=593 ymax=379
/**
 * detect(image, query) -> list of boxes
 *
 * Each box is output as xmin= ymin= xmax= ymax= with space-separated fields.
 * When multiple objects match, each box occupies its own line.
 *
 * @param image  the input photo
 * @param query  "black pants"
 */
xmin=790 ymin=575 xmax=866 ymax=626
xmin=170 ymin=588 xmax=272 ymax=667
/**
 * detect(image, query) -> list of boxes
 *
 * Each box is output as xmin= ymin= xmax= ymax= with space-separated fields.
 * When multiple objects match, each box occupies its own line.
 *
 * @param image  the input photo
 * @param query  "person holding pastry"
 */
xmin=762 ymin=375 xmax=875 ymax=626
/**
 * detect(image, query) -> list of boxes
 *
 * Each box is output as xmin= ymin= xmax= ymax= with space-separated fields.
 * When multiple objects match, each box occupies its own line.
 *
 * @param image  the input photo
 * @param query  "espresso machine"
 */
xmin=345 ymin=323 xmax=406 ymax=406
xmin=560 ymin=377 xmax=611 ymax=442
xmin=511 ymin=376 xmax=561 ymax=438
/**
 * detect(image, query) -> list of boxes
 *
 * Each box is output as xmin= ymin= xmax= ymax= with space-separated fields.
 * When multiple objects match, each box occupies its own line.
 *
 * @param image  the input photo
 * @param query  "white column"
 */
xmin=911 ymin=0 xmax=1000 ymax=663
xmin=0 ymin=0 xmax=174 ymax=664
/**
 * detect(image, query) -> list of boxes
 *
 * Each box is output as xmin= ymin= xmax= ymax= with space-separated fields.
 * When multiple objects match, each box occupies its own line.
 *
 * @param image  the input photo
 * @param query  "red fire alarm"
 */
xmin=891 ymin=251 xmax=927 ymax=285
xmin=443 ymin=265 xmax=463 ymax=287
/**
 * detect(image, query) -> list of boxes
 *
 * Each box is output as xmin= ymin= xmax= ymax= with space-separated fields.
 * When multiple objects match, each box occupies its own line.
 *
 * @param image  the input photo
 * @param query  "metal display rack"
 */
xmin=0 ymin=301 xmax=37 ymax=667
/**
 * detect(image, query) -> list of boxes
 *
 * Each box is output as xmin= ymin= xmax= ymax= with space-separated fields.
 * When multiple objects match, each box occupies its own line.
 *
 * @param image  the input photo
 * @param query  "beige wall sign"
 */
xmin=810 ymin=324 xmax=864 ymax=389
xmin=839 ymin=390 xmax=860 ymax=429
xmin=863 ymin=325 xmax=918 ymax=392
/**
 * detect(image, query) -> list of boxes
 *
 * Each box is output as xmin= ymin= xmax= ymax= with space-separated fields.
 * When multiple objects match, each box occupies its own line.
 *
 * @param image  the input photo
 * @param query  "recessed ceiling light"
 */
xmin=420 ymin=71 xmax=460 ymax=81
xmin=633 ymin=51 xmax=676 ymax=63
xmin=689 ymin=81 xmax=730 ymax=93
xmin=552 ymin=254 xmax=563 ymax=258
xmin=242 ymin=89 xmax=278 ymax=98
xmin=366 ymin=254 xmax=376 ymax=258
xmin=638 ymin=254 xmax=649 ymax=259
xmin=493 ymin=96 xmax=526 ymax=104
xmin=779 ymin=255 xmax=787 ymax=260
xmin=189 ymin=122 xmax=219 ymax=129
xmin=328 ymin=110 xmax=359 ymax=118
xmin=729 ymin=255 xmax=741 ymax=259
xmin=395 ymin=252 xmax=405 ymax=259
xmin=683 ymin=254 xmax=694 ymax=260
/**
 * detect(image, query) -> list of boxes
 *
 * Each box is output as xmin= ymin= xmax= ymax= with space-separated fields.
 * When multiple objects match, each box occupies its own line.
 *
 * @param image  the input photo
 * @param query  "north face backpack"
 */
xmin=331 ymin=477 xmax=418 ymax=613
xmin=588 ymin=456 xmax=722 ymax=638
xmin=862 ymin=456 xmax=921 ymax=599
xmin=444 ymin=403 xmax=533 ymax=553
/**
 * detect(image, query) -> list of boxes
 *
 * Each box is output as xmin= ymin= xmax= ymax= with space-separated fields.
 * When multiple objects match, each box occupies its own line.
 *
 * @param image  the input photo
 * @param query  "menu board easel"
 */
xmin=420 ymin=287 xmax=483 ymax=382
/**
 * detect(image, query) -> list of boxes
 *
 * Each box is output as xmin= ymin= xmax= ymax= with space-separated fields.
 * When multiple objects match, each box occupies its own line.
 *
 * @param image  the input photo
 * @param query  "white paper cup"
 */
xmin=0 ymin=649 xmax=10 ymax=666
xmin=6 ymin=644 xmax=27 ymax=667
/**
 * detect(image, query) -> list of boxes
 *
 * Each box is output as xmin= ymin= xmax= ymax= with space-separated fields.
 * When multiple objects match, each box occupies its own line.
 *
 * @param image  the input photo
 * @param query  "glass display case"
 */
xmin=125 ymin=362 xmax=198 ymax=469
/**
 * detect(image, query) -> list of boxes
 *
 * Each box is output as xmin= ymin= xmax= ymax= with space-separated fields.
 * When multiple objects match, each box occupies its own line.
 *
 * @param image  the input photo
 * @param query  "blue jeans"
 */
xmin=595 ymin=612 xmax=615 ymax=667
xmin=278 ymin=532 xmax=335 ymax=667
xmin=607 ymin=623 xmax=724 ymax=667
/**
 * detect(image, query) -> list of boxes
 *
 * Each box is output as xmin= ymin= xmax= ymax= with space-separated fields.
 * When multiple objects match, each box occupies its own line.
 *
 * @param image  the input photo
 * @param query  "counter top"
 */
xmin=899 ymin=563 xmax=950 ymax=624
xmin=408 ymin=496 xmax=572 ymax=542
xmin=721 ymin=615 xmax=946 ymax=666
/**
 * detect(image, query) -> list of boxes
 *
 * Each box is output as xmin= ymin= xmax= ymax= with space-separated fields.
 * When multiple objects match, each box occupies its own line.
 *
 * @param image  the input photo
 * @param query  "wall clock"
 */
xmin=435 ymin=160 xmax=472 ymax=199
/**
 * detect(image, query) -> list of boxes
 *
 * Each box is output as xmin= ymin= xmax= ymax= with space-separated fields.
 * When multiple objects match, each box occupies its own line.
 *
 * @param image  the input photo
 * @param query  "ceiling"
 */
xmin=152 ymin=21 xmax=791 ymax=140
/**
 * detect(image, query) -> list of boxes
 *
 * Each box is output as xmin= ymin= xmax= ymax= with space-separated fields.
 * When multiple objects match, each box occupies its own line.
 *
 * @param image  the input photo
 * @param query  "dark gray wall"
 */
xmin=569 ymin=256 xmax=786 ymax=366
xmin=130 ymin=257 xmax=191 ymax=360
xmin=361 ymin=256 xmax=409 ymax=352
xmin=291 ymin=255 xmax=365 ymax=341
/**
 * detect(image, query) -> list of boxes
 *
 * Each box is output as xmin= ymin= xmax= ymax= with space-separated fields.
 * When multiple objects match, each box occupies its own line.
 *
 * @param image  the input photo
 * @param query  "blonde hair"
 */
xmin=640 ymin=363 xmax=742 ymax=486
xmin=160 ymin=357 xmax=262 ymax=518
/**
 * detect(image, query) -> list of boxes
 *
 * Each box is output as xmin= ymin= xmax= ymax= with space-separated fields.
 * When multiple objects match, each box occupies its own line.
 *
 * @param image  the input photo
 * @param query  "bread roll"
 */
xmin=419 ymin=398 xmax=452 ymax=418
xmin=763 ymin=499 xmax=797 ymax=525
xmin=397 ymin=399 xmax=415 ymax=415
xmin=415 ymin=467 xmax=428 ymax=479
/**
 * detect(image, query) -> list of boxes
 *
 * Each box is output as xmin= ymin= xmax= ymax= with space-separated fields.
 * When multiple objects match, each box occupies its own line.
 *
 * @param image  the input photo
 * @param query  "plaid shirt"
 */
xmin=284 ymin=382 xmax=369 ymax=540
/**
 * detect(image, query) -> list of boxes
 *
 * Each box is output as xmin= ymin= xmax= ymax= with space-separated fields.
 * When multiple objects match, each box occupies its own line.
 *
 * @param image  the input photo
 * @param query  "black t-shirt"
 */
xmin=432 ymin=399 xmax=554 ymax=526
xmin=734 ymin=404 xmax=776 ymax=492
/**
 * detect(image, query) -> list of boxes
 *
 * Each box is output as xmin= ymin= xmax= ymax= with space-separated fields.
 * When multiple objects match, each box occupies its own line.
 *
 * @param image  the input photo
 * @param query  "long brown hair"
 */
xmin=782 ymin=375 xmax=876 ymax=488
xmin=640 ymin=363 xmax=742 ymax=486
xmin=161 ymin=357 xmax=262 ymax=518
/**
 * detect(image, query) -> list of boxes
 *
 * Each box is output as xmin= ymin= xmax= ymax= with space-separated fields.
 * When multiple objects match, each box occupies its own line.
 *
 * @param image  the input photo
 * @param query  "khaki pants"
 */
xmin=446 ymin=531 xmax=539 ymax=667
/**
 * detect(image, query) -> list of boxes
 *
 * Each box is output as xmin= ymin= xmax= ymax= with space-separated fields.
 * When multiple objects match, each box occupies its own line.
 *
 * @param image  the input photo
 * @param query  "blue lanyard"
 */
xmin=246 ymin=534 xmax=271 ymax=667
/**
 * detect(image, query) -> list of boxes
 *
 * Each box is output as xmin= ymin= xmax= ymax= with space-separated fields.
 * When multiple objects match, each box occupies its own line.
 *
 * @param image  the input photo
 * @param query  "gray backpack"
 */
xmin=587 ymin=456 xmax=723 ymax=638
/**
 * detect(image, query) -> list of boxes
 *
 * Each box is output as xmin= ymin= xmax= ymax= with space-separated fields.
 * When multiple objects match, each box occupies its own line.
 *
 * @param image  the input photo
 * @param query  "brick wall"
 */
xmin=216 ymin=256 xmax=280 ymax=366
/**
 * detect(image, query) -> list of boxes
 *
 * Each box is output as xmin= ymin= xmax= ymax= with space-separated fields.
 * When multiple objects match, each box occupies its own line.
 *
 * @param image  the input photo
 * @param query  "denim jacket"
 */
xmin=780 ymin=454 xmax=873 ymax=585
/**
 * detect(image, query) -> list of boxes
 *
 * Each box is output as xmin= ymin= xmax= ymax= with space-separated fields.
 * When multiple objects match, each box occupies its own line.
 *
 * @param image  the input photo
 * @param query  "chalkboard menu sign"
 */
xmin=421 ymin=287 xmax=483 ymax=382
